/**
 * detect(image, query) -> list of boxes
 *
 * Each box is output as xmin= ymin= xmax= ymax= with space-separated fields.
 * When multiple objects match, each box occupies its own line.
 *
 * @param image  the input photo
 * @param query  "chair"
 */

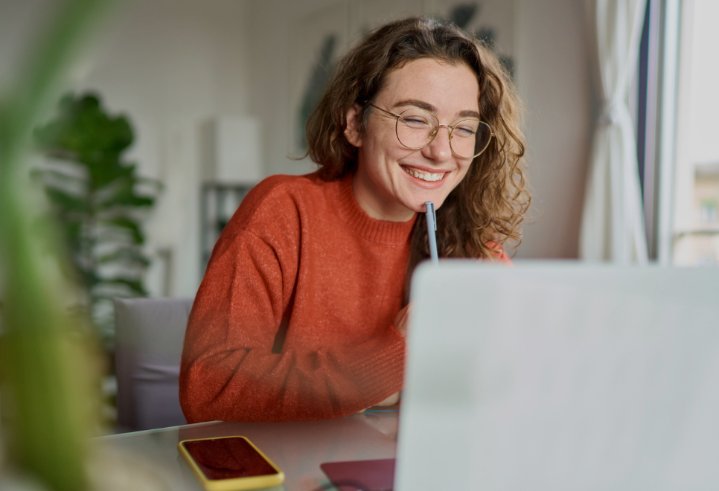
xmin=113 ymin=297 xmax=193 ymax=432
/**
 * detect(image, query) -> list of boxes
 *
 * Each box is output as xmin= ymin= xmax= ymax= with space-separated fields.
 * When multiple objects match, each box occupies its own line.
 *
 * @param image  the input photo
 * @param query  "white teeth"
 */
xmin=403 ymin=167 xmax=444 ymax=182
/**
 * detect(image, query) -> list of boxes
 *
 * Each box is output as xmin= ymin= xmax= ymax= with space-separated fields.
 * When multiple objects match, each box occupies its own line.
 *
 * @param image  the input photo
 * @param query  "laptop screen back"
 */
xmin=396 ymin=262 xmax=719 ymax=491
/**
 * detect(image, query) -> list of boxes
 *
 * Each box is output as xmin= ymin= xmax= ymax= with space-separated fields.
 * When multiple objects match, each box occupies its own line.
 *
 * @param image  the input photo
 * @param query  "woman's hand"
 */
xmin=394 ymin=305 xmax=410 ymax=337
xmin=374 ymin=391 xmax=400 ymax=406
xmin=358 ymin=391 xmax=400 ymax=414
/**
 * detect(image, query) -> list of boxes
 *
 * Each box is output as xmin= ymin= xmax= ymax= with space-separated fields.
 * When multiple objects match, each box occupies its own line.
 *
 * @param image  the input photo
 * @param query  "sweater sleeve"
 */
xmin=179 ymin=226 xmax=406 ymax=423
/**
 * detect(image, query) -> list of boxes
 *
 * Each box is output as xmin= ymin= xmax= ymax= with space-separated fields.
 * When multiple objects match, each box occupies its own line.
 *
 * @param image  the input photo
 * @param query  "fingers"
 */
xmin=375 ymin=392 xmax=400 ymax=407
xmin=394 ymin=305 xmax=411 ymax=337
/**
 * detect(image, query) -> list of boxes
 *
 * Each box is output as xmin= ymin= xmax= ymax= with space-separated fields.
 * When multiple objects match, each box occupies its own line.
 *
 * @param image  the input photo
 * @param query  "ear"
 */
xmin=344 ymin=104 xmax=363 ymax=148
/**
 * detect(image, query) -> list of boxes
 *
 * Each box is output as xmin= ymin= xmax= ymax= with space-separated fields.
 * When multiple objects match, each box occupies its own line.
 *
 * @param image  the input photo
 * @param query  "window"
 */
xmin=643 ymin=0 xmax=719 ymax=264
xmin=671 ymin=0 xmax=719 ymax=264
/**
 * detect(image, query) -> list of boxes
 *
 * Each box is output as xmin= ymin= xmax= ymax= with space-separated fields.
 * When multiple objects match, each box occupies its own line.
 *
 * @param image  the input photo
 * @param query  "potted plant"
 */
xmin=32 ymin=92 xmax=160 ymax=348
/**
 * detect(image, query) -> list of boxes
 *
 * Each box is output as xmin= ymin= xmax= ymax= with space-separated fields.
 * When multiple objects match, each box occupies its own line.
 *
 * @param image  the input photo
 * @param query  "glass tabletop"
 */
xmin=96 ymin=409 xmax=399 ymax=490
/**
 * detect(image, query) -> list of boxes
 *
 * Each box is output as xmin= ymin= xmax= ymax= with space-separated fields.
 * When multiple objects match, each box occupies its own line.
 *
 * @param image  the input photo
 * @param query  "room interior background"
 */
xmin=0 ymin=0 xmax=593 ymax=302
xmin=2 ymin=2 xmax=717 ymax=488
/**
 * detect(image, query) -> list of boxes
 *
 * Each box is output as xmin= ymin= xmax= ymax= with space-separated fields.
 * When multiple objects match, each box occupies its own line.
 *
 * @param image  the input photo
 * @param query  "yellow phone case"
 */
xmin=178 ymin=436 xmax=284 ymax=491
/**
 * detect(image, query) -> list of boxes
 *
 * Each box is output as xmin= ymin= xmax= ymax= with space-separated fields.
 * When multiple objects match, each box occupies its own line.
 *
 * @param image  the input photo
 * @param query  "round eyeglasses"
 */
xmin=368 ymin=103 xmax=494 ymax=159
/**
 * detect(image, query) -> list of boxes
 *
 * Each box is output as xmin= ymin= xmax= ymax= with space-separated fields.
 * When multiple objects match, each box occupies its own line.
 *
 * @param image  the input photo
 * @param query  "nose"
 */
xmin=421 ymin=125 xmax=453 ymax=162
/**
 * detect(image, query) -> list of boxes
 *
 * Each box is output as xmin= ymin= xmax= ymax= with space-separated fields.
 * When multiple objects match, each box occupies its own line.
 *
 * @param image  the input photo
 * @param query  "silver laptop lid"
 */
xmin=396 ymin=261 xmax=719 ymax=491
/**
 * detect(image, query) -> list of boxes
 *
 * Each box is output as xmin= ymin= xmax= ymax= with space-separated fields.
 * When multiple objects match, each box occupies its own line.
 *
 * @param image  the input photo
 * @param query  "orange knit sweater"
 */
xmin=180 ymin=172 xmax=415 ymax=422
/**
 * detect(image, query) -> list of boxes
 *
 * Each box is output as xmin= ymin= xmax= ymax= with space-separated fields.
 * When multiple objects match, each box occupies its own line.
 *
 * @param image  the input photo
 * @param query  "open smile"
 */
xmin=401 ymin=166 xmax=447 ymax=183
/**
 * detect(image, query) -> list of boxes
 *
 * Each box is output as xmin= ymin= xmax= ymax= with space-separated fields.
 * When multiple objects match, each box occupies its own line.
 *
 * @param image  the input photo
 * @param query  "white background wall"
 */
xmin=514 ymin=0 xmax=592 ymax=259
xmin=1 ymin=0 xmax=593 ymax=297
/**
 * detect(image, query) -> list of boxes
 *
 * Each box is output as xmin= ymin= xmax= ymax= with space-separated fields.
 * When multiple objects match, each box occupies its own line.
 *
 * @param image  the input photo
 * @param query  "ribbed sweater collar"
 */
xmin=333 ymin=174 xmax=417 ymax=244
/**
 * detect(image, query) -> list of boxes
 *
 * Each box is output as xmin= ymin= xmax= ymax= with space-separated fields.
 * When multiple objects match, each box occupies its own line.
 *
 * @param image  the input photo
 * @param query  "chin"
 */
xmin=428 ymin=193 xmax=451 ymax=208
xmin=406 ymin=197 xmax=445 ymax=214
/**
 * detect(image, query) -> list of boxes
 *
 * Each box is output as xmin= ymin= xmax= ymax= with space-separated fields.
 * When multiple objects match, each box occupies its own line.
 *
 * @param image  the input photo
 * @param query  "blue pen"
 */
xmin=424 ymin=201 xmax=439 ymax=264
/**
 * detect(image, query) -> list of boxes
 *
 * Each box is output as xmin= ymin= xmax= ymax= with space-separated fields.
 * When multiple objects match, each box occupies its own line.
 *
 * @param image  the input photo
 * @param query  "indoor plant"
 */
xmin=32 ymin=92 xmax=160 ymax=347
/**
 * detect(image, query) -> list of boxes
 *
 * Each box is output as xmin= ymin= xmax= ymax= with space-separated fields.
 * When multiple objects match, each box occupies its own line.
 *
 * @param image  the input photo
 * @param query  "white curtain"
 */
xmin=579 ymin=0 xmax=648 ymax=263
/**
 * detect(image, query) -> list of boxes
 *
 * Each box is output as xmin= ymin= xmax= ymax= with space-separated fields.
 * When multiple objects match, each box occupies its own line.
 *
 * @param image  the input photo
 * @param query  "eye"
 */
xmin=453 ymin=120 xmax=480 ymax=138
xmin=399 ymin=114 xmax=432 ymax=128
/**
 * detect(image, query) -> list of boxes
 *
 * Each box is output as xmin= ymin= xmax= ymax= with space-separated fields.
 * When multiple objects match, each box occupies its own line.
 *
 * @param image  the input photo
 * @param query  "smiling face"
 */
xmin=345 ymin=57 xmax=480 ymax=221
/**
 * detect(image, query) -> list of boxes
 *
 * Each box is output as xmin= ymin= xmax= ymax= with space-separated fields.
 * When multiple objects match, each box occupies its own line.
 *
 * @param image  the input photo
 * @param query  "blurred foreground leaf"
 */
xmin=0 ymin=0 xmax=113 ymax=490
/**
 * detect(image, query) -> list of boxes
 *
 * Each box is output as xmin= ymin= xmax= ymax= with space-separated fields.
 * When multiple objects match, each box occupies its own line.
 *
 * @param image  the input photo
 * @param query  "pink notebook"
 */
xmin=320 ymin=458 xmax=395 ymax=491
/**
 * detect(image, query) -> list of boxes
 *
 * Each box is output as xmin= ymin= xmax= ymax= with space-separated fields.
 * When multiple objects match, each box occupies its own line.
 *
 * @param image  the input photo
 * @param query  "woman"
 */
xmin=180 ymin=17 xmax=529 ymax=422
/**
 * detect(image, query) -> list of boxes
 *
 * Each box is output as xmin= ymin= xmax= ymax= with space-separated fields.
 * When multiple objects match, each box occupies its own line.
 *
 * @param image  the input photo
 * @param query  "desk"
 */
xmin=97 ymin=410 xmax=398 ymax=490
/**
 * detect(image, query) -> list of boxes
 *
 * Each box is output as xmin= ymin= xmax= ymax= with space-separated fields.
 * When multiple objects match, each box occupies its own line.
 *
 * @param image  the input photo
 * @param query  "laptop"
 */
xmin=395 ymin=261 xmax=719 ymax=491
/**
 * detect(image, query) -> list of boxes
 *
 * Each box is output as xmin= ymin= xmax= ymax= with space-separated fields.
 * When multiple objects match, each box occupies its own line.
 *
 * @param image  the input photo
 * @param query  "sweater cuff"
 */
xmin=347 ymin=329 xmax=406 ymax=406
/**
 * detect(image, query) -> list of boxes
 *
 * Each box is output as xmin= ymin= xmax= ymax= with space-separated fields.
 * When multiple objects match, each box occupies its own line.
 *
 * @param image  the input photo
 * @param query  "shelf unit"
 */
xmin=200 ymin=182 xmax=254 ymax=269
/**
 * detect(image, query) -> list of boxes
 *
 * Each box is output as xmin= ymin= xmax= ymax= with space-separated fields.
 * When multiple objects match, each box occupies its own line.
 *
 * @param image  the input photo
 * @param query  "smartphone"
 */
xmin=178 ymin=436 xmax=284 ymax=490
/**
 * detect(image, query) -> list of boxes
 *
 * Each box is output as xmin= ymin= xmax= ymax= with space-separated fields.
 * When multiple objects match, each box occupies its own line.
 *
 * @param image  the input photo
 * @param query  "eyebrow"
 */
xmin=392 ymin=99 xmax=481 ymax=119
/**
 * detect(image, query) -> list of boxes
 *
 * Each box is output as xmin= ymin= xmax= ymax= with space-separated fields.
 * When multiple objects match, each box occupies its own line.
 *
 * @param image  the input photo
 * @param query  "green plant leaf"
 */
xmin=96 ymin=247 xmax=151 ymax=267
xmin=93 ymin=276 xmax=147 ymax=295
xmin=44 ymin=186 xmax=91 ymax=213
xmin=101 ymin=194 xmax=156 ymax=210
xmin=101 ymin=216 xmax=144 ymax=244
xmin=0 ymin=1 xmax=115 ymax=489
xmin=34 ymin=93 xmax=134 ymax=165
xmin=31 ymin=166 xmax=87 ymax=185
xmin=88 ymin=159 xmax=135 ymax=189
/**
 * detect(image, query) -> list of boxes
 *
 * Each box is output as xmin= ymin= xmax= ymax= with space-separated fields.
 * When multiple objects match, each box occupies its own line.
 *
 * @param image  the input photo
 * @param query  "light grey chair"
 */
xmin=113 ymin=297 xmax=193 ymax=432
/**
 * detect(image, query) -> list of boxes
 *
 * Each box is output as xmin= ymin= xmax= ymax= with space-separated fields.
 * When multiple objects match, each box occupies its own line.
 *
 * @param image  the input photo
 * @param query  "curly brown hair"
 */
xmin=306 ymin=17 xmax=530 ymax=274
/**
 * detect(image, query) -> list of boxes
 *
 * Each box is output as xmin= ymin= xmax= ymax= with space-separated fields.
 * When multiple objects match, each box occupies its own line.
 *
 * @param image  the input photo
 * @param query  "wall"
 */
xmin=84 ymin=0 xmax=256 ymax=297
xmin=246 ymin=0 xmax=320 ymax=177
xmin=1 ymin=0 xmax=593 ymax=297
xmin=513 ymin=0 xmax=592 ymax=258
xmin=1 ymin=0 xmax=255 ymax=297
